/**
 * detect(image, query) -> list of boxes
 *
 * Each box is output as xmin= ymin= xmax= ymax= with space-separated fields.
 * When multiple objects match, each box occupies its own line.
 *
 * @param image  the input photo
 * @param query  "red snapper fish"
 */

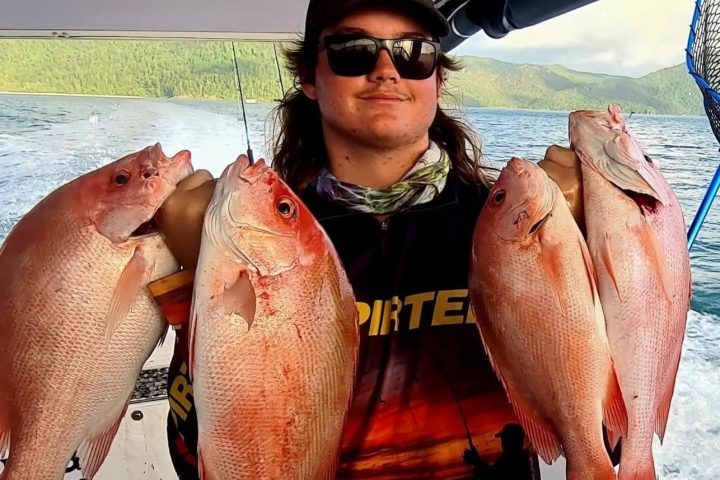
xmin=570 ymin=105 xmax=692 ymax=480
xmin=189 ymin=156 xmax=359 ymax=479
xmin=0 ymin=144 xmax=192 ymax=480
xmin=469 ymin=157 xmax=627 ymax=480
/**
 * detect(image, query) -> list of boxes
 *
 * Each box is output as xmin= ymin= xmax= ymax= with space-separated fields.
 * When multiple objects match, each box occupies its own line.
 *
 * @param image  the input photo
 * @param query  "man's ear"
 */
xmin=301 ymin=82 xmax=318 ymax=100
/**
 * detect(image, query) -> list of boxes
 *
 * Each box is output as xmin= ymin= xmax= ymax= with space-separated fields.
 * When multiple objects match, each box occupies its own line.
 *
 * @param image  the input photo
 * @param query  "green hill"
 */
xmin=0 ymin=39 xmax=705 ymax=115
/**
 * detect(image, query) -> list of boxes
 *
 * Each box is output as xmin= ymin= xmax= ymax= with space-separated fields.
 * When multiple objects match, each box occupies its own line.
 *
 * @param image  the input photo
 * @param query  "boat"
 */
xmin=0 ymin=0 xmax=692 ymax=478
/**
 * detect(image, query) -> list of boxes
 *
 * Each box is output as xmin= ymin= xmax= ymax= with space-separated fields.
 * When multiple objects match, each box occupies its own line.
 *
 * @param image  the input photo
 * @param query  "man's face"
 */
xmin=302 ymin=7 xmax=442 ymax=151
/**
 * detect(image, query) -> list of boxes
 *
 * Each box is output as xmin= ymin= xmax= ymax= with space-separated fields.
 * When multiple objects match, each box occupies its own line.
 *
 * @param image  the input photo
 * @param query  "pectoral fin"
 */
xmin=637 ymin=224 xmax=674 ymax=304
xmin=596 ymin=232 xmax=621 ymax=301
xmin=222 ymin=271 xmax=256 ymax=330
xmin=106 ymin=246 xmax=152 ymax=344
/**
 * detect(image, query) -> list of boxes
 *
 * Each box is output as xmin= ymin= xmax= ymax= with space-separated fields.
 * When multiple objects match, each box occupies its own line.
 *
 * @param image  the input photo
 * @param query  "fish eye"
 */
xmin=277 ymin=197 xmax=297 ymax=219
xmin=492 ymin=189 xmax=506 ymax=205
xmin=114 ymin=171 xmax=130 ymax=186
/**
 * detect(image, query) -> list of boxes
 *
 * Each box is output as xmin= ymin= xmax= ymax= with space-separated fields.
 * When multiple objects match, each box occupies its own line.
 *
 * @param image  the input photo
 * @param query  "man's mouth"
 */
xmin=359 ymin=92 xmax=408 ymax=101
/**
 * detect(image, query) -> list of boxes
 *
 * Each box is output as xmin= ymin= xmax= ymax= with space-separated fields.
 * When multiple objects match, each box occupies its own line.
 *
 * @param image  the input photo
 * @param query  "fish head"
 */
xmin=84 ymin=143 xmax=193 ymax=243
xmin=482 ymin=157 xmax=557 ymax=243
xmin=569 ymin=105 xmax=671 ymax=205
xmin=209 ymin=155 xmax=327 ymax=278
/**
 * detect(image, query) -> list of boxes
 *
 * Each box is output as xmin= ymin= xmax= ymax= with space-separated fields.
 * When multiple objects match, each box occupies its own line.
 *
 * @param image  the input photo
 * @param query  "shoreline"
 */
xmin=0 ymin=91 xmax=704 ymax=117
xmin=0 ymin=91 xmax=143 ymax=99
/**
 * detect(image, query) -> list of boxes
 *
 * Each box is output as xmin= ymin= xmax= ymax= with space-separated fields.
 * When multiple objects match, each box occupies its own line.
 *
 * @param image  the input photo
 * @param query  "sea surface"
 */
xmin=1 ymin=93 xmax=719 ymax=479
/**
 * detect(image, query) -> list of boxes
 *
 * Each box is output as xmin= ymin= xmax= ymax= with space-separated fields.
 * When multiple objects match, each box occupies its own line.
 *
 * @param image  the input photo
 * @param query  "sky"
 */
xmin=453 ymin=0 xmax=695 ymax=78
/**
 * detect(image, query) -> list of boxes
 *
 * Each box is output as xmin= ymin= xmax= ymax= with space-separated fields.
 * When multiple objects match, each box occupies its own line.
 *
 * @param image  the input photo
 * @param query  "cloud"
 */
xmin=453 ymin=0 xmax=695 ymax=77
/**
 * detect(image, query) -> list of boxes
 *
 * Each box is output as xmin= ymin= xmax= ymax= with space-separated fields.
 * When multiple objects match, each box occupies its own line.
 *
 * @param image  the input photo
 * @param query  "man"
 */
xmin=156 ymin=0 xmax=585 ymax=477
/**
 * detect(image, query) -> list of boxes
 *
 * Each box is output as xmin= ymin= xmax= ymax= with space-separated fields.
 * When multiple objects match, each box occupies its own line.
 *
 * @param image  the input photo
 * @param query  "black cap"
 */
xmin=495 ymin=423 xmax=525 ymax=440
xmin=304 ymin=0 xmax=450 ymax=44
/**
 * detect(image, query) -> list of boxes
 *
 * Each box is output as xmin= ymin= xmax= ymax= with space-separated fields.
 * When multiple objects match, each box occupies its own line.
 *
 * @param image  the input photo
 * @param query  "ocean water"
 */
xmin=1 ymin=93 xmax=719 ymax=478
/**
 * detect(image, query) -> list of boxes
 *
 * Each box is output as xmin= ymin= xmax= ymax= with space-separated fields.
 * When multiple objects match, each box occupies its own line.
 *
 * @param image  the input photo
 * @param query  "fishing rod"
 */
xmin=686 ymin=0 xmax=720 ymax=249
xmin=231 ymin=41 xmax=254 ymax=165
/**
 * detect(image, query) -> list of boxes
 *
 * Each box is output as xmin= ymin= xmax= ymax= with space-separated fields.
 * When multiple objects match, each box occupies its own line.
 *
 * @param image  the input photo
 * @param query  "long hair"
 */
xmin=270 ymin=37 xmax=492 ymax=193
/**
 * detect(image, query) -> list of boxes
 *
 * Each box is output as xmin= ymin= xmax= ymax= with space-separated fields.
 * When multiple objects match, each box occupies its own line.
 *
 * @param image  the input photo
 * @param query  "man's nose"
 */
xmin=370 ymin=49 xmax=399 ymax=82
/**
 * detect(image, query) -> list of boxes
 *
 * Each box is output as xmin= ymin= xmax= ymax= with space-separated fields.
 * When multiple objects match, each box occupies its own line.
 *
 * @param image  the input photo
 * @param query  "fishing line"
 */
xmin=272 ymin=43 xmax=286 ymax=99
xmin=231 ymin=42 xmax=254 ymax=165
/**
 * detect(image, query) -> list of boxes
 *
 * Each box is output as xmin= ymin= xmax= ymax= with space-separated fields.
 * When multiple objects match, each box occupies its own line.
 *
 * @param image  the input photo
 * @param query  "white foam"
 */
xmin=654 ymin=309 xmax=720 ymax=479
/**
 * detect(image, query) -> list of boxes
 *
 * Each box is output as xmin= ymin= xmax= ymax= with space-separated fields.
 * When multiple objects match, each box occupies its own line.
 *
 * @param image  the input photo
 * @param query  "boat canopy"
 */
xmin=0 ymin=0 xmax=597 ymax=50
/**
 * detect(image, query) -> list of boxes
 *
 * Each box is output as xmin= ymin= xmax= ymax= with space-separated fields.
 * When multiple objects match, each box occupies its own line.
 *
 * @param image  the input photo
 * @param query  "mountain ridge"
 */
xmin=0 ymin=40 xmax=704 ymax=115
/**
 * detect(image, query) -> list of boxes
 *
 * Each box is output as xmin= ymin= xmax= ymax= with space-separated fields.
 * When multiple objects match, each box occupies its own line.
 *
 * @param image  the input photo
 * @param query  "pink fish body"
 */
xmin=469 ymin=157 xmax=627 ymax=480
xmin=0 ymin=144 xmax=193 ymax=480
xmin=570 ymin=105 xmax=692 ymax=480
xmin=189 ymin=156 xmax=359 ymax=479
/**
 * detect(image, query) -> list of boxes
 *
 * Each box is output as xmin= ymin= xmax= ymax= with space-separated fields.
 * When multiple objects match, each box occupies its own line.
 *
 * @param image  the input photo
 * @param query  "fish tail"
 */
xmin=566 ymin=456 xmax=616 ymax=480
xmin=618 ymin=453 xmax=657 ymax=480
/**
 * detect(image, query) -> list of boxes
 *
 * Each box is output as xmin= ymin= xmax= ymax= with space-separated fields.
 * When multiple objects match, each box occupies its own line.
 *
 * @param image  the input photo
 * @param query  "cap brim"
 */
xmin=311 ymin=0 xmax=449 ymax=39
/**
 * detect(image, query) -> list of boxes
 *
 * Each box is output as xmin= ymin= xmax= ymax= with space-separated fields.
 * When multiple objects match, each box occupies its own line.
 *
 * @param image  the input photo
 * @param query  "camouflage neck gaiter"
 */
xmin=314 ymin=142 xmax=450 ymax=215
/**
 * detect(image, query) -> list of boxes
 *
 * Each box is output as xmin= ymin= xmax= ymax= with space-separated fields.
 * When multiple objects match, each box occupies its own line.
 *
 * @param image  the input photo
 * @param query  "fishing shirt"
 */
xmin=163 ymin=169 xmax=541 ymax=480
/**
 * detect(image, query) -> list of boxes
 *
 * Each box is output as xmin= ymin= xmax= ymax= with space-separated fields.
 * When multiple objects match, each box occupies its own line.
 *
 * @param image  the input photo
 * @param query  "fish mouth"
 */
xmin=528 ymin=212 xmax=551 ymax=236
xmin=129 ymin=218 xmax=160 ymax=239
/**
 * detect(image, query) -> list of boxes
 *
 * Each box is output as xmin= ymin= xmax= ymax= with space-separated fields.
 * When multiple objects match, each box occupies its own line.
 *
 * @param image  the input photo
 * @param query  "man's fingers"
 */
xmin=176 ymin=169 xmax=214 ymax=192
xmin=543 ymin=145 xmax=578 ymax=168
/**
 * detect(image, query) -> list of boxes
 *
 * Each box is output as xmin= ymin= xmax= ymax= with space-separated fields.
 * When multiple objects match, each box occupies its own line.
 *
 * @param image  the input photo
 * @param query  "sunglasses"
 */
xmin=321 ymin=34 xmax=440 ymax=80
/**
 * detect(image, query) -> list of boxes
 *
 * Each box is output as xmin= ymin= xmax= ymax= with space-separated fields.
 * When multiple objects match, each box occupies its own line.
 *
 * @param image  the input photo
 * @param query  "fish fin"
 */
xmin=156 ymin=324 xmax=170 ymax=349
xmin=507 ymin=388 xmax=563 ymax=464
xmin=0 ymin=407 xmax=9 ymax=459
xmin=188 ymin=295 xmax=198 ymax=381
xmin=578 ymin=235 xmax=601 ymax=302
xmin=78 ymin=402 xmax=128 ymax=479
xmin=198 ymin=445 xmax=210 ymax=480
xmin=599 ymin=233 xmax=622 ymax=300
xmin=603 ymin=363 xmax=628 ymax=443
xmin=606 ymin=429 xmax=621 ymax=452
xmin=637 ymin=225 xmax=673 ymax=304
xmin=655 ymin=352 xmax=682 ymax=444
xmin=475 ymin=321 xmax=562 ymax=464
xmin=106 ymin=246 xmax=152 ymax=344
xmin=222 ymin=271 xmax=256 ymax=329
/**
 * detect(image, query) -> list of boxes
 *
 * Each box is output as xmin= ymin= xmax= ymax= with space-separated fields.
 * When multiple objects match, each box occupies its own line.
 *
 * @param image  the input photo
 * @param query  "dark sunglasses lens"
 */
xmin=327 ymin=38 xmax=378 ymax=76
xmin=391 ymin=39 xmax=437 ymax=80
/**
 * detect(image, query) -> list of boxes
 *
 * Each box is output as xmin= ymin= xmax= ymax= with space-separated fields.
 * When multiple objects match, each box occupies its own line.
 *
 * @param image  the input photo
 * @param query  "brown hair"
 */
xmin=269 ymin=37 xmax=492 ymax=193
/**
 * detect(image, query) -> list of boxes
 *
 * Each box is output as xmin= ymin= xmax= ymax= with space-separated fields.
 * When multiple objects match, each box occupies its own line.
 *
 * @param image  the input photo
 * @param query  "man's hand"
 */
xmin=538 ymin=145 xmax=585 ymax=232
xmin=154 ymin=170 xmax=216 ymax=271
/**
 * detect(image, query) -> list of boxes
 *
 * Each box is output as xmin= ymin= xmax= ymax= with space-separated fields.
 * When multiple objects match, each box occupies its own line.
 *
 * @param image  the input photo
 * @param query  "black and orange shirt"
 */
xmin=165 ymin=170 xmax=541 ymax=480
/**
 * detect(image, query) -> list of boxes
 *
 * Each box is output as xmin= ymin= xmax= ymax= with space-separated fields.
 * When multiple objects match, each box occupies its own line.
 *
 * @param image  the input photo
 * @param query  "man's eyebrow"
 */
xmin=327 ymin=27 xmax=368 ymax=35
xmin=397 ymin=31 xmax=432 ymax=39
xmin=327 ymin=27 xmax=432 ymax=39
